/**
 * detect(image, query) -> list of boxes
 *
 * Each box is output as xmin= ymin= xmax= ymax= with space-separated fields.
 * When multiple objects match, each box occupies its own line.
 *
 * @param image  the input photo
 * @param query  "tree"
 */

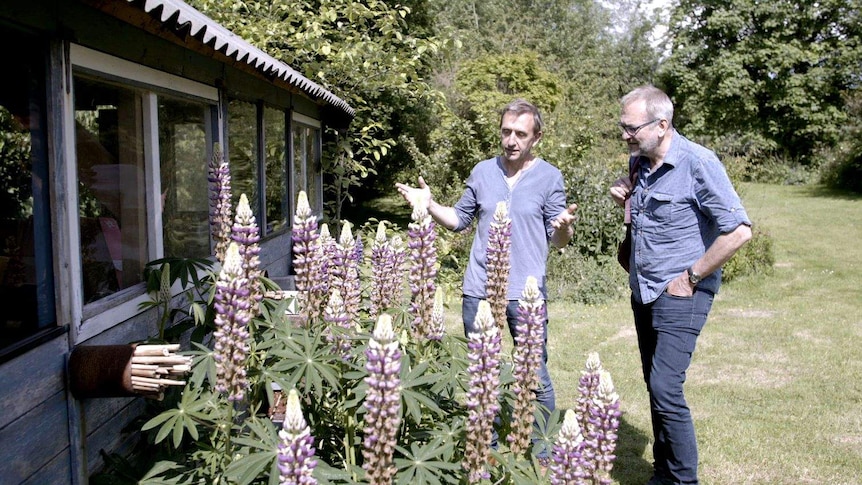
xmin=660 ymin=0 xmax=862 ymax=164
xmin=188 ymin=0 xmax=444 ymax=218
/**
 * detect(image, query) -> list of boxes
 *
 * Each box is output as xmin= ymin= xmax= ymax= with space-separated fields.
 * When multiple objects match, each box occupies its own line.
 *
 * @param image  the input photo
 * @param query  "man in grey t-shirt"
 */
xmin=396 ymin=99 xmax=577 ymax=461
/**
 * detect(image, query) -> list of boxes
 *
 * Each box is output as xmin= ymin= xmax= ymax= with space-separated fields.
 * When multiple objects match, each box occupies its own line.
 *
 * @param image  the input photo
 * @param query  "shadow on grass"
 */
xmin=799 ymin=184 xmax=862 ymax=201
xmin=612 ymin=414 xmax=653 ymax=485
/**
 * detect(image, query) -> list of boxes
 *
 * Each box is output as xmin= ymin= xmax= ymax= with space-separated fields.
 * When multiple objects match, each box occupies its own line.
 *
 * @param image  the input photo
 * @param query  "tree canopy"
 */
xmin=660 ymin=0 xmax=862 ymax=164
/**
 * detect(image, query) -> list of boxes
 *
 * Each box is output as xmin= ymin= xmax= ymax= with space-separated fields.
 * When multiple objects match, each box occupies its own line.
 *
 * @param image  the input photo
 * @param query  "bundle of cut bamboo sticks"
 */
xmin=130 ymin=344 xmax=192 ymax=398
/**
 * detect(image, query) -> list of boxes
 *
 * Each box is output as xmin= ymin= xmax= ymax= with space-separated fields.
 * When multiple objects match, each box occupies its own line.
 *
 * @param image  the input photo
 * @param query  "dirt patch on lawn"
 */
xmin=723 ymin=308 xmax=777 ymax=319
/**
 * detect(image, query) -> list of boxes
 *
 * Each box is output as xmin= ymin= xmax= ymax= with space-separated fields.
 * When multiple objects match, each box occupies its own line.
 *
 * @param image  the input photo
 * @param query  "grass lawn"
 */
xmin=534 ymin=183 xmax=862 ymax=484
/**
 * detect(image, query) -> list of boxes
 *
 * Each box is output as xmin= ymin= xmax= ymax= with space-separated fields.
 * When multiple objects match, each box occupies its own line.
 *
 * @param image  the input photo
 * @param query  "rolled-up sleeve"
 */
xmin=694 ymin=158 xmax=752 ymax=234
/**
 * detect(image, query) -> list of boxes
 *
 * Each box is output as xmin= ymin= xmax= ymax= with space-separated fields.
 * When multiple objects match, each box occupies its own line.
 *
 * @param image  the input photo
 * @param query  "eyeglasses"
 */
xmin=618 ymin=118 xmax=660 ymax=137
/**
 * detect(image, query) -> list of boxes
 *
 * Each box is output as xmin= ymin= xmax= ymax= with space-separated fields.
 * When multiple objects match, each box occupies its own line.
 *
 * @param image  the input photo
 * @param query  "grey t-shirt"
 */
xmin=453 ymin=156 xmax=568 ymax=300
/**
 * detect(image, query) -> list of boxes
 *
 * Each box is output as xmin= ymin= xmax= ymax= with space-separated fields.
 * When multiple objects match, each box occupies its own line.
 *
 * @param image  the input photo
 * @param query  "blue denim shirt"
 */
xmin=628 ymin=131 xmax=751 ymax=304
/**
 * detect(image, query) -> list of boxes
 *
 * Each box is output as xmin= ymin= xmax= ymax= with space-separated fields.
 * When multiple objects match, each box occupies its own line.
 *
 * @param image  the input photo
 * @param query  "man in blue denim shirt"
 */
xmin=397 ymin=99 xmax=578 ymax=463
xmin=610 ymin=86 xmax=752 ymax=485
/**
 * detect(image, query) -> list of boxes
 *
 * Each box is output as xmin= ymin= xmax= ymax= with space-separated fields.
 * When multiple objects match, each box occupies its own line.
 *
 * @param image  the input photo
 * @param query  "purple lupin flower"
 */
xmin=463 ymin=300 xmax=502 ymax=483
xmin=384 ymin=235 xmax=406 ymax=309
xmin=369 ymin=222 xmax=390 ymax=318
xmin=212 ymin=243 xmax=251 ymax=401
xmin=277 ymin=389 xmax=318 ymax=485
xmin=486 ymin=201 xmax=511 ymax=332
xmin=550 ymin=409 xmax=589 ymax=485
xmin=407 ymin=194 xmax=438 ymax=339
xmin=593 ymin=371 xmax=621 ymax=485
xmin=207 ymin=144 xmax=232 ymax=263
xmin=362 ymin=314 xmax=402 ymax=485
xmin=323 ymin=289 xmax=352 ymax=360
xmin=317 ymin=223 xmax=336 ymax=306
xmin=574 ymin=353 xmax=622 ymax=484
xmin=507 ymin=276 xmax=545 ymax=456
xmin=332 ymin=223 xmax=361 ymax=327
xmin=292 ymin=191 xmax=324 ymax=326
xmin=232 ymin=194 xmax=263 ymax=312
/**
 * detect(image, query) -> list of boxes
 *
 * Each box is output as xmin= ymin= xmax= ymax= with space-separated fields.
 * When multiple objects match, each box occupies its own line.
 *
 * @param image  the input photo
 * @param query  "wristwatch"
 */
xmin=687 ymin=267 xmax=703 ymax=285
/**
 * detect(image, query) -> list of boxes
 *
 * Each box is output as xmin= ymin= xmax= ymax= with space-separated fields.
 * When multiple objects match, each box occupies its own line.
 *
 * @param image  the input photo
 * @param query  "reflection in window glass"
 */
xmin=74 ymin=76 xmax=148 ymax=304
xmin=264 ymin=107 xmax=287 ymax=234
xmin=228 ymin=99 xmax=259 ymax=217
xmin=159 ymin=96 xmax=211 ymax=258
xmin=0 ymin=32 xmax=55 ymax=353
xmin=292 ymin=123 xmax=322 ymax=215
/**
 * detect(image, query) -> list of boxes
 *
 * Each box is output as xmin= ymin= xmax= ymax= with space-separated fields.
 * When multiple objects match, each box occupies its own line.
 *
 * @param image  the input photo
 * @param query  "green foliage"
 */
xmin=546 ymin=251 xmax=628 ymax=305
xmin=722 ymin=225 xmax=774 ymax=283
xmin=139 ymin=257 xmax=217 ymax=341
xmin=188 ymin=0 xmax=445 ymax=218
xmin=661 ymin=0 xmax=862 ymax=164
xmin=820 ymin=90 xmax=862 ymax=193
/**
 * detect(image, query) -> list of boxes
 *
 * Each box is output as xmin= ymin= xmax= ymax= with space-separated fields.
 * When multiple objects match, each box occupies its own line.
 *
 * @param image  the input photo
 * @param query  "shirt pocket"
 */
xmin=647 ymin=192 xmax=674 ymax=223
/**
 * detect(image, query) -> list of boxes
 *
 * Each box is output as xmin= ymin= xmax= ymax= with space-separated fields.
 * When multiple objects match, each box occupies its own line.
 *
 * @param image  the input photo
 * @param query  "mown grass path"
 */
xmin=546 ymin=183 xmax=862 ymax=484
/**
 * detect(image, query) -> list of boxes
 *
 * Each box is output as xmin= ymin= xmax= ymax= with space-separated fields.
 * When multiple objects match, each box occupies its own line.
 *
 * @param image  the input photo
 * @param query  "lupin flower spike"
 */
xmin=550 ymin=409 xmax=589 ymax=484
xmin=292 ymin=191 xmax=325 ymax=326
xmin=232 ymin=193 xmax=263 ymax=311
xmin=507 ymin=276 xmax=545 ymax=456
xmin=277 ymin=389 xmax=318 ymax=484
xmin=463 ymin=300 xmax=501 ymax=483
xmin=407 ymin=194 xmax=438 ymax=339
xmin=362 ymin=314 xmax=402 ymax=485
xmin=486 ymin=201 xmax=511 ymax=332
xmin=212 ymin=243 xmax=251 ymax=401
xmin=207 ymin=144 xmax=232 ymax=263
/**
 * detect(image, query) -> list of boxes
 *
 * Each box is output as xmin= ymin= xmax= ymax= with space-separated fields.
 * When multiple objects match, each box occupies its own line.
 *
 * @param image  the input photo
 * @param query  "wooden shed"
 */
xmin=0 ymin=0 xmax=353 ymax=482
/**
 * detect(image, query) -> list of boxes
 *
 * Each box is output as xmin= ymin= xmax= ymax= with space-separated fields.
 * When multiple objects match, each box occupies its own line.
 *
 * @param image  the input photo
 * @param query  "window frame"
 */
xmin=290 ymin=112 xmax=323 ymax=216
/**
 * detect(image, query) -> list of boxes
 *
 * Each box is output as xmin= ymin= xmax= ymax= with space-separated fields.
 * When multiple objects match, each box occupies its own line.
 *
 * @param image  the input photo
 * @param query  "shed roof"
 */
xmin=96 ymin=0 xmax=354 ymax=119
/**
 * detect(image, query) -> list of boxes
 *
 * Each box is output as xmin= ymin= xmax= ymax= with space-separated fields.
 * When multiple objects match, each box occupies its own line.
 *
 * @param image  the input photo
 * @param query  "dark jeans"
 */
xmin=462 ymin=295 xmax=556 ymax=457
xmin=632 ymin=289 xmax=714 ymax=485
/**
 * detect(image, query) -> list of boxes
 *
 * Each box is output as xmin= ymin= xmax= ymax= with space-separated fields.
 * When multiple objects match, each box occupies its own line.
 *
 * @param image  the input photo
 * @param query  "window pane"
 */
xmin=0 ymin=32 xmax=55 ymax=351
xmin=264 ymin=107 xmax=286 ymax=234
xmin=307 ymin=126 xmax=322 ymax=214
xmin=159 ymin=96 xmax=211 ymax=258
xmin=228 ymin=99 xmax=259 ymax=217
xmin=75 ymin=76 xmax=148 ymax=304
xmin=291 ymin=123 xmax=305 ymax=210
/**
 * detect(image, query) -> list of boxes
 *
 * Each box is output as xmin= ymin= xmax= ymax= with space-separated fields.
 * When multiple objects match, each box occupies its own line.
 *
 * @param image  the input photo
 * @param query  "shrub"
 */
xmin=722 ymin=226 xmax=774 ymax=283
xmin=546 ymin=250 xmax=628 ymax=305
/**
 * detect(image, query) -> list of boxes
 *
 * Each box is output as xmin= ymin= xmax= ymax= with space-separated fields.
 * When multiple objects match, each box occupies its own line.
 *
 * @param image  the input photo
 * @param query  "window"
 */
xmin=264 ymin=107 xmax=287 ymax=234
xmin=291 ymin=116 xmax=322 ymax=215
xmin=227 ymin=99 xmax=260 ymax=219
xmin=69 ymin=45 xmax=220 ymax=341
xmin=0 ymin=31 xmax=57 ymax=357
xmin=74 ymin=75 xmax=149 ymax=304
xmin=158 ymin=96 xmax=212 ymax=258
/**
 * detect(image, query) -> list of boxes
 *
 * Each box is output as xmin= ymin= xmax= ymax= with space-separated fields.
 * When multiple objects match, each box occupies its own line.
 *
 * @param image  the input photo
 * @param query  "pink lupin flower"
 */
xmin=463 ymin=300 xmax=501 ymax=483
xmin=486 ymin=201 xmax=511 ymax=332
xmin=507 ymin=276 xmax=545 ymax=456
xmin=277 ymin=389 xmax=318 ymax=485
xmin=362 ymin=314 xmax=402 ymax=485
xmin=550 ymin=409 xmax=589 ymax=485
xmin=212 ymin=243 xmax=251 ymax=401
xmin=407 ymin=193 xmax=438 ymax=339
xmin=292 ymin=191 xmax=324 ymax=326
xmin=207 ymin=144 xmax=232 ymax=263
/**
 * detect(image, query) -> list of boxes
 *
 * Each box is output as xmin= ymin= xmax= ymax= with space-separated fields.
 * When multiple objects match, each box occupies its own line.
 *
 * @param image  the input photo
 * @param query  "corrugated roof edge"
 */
xmin=136 ymin=0 xmax=355 ymax=118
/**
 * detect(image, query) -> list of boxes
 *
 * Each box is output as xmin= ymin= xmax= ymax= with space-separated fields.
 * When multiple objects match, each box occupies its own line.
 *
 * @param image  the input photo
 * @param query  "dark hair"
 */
xmin=501 ymin=99 xmax=544 ymax=135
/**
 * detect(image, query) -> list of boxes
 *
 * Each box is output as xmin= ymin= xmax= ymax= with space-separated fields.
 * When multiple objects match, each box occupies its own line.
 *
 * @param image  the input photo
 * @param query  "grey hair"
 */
xmin=621 ymin=85 xmax=674 ymax=126
xmin=501 ymin=99 xmax=544 ymax=135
